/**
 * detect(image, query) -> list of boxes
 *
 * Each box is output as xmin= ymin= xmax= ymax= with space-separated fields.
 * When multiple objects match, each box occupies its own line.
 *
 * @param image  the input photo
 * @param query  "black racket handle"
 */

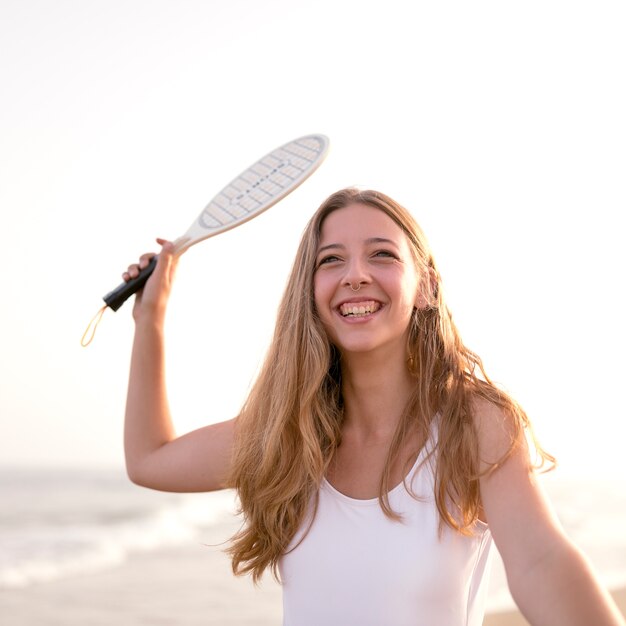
xmin=103 ymin=256 xmax=158 ymax=312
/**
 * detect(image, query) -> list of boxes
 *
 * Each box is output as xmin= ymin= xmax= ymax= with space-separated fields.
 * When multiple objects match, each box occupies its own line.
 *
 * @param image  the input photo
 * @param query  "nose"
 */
xmin=343 ymin=258 xmax=370 ymax=291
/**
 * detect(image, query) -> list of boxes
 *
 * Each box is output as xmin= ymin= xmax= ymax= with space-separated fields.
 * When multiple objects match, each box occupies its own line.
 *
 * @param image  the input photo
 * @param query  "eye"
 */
xmin=372 ymin=250 xmax=398 ymax=260
xmin=317 ymin=254 xmax=341 ymax=267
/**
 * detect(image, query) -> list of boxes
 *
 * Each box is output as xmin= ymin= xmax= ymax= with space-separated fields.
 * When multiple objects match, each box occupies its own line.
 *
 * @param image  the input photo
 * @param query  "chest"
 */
xmin=326 ymin=433 xmax=422 ymax=499
xmin=280 ymin=462 xmax=493 ymax=626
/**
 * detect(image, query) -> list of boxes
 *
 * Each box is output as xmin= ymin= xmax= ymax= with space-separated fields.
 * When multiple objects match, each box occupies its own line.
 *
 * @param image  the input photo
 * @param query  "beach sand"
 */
xmin=0 ymin=516 xmax=284 ymax=626
xmin=2 ymin=521 xmax=625 ymax=626
xmin=0 ymin=542 xmax=283 ymax=625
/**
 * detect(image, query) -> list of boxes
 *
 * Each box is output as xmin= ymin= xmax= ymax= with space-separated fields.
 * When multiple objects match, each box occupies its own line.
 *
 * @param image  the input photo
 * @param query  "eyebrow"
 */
xmin=317 ymin=237 xmax=398 ymax=254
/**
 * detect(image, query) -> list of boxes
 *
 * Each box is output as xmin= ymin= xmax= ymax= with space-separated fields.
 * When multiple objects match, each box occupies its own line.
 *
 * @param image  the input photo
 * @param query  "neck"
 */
xmin=339 ymin=348 xmax=415 ymax=440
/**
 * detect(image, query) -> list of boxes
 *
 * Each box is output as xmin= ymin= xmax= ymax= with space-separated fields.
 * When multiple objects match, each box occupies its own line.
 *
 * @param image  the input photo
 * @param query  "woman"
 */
xmin=123 ymin=188 xmax=624 ymax=625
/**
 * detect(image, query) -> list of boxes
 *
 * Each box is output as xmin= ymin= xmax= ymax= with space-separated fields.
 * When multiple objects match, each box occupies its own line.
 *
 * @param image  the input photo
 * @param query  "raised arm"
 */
xmin=123 ymin=239 xmax=235 ymax=493
xmin=476 ymin=399 xmax=625 ymax=626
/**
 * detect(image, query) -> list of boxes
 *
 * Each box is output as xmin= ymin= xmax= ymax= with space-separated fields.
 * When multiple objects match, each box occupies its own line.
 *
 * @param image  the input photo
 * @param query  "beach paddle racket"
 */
xmin=82 ymin=134 xmax=329 ymax=345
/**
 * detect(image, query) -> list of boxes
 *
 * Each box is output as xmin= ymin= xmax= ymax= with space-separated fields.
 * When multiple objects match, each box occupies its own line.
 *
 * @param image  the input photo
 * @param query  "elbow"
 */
xmin=125 ymin=458 xmax=151 ymax=488
xmin=125 ymin=465 xmax=143 ymax=487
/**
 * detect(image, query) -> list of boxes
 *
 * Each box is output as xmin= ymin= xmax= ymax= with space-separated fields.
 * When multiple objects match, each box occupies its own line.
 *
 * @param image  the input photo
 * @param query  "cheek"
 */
xmin=405 ymin=270 xmax=423 ymax=309
xmin=313 ymin=276 xmax=340 ymax=342
xmin=313 ymin=275 xmax=331 ymax=316
xmin=386 ymin=268 xmax=421 ymax=310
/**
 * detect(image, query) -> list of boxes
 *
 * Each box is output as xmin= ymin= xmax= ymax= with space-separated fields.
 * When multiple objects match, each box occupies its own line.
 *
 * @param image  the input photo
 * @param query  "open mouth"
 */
xmin=339 ymin=300 xmax=382 ymax=318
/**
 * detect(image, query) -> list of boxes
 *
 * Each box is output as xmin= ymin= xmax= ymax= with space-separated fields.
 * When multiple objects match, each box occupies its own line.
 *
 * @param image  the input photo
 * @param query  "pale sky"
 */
xmin=1 ymin=0 xmax=625 ymax=479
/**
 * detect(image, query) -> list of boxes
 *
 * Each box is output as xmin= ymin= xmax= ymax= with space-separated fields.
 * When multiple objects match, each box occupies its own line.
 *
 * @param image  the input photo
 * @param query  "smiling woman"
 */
xmin=122 ymin=188 xmax=625 ymax=626
xmin=313 ymin=204 xmax=421 ymax=358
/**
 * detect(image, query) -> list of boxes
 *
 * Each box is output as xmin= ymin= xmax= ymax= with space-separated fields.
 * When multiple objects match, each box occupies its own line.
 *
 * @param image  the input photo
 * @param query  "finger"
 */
xmin=138 ymin=252 xmax=157 ymax=269
xmin=124 ymin=263 xmax=142 ymax=280
xmin=155 ymin=240 xmax=177 ymax=280
xmin=154 ymin=239 xmax=175 ymax=269
xmin=156 ymin=238 xmax=174 ymax=256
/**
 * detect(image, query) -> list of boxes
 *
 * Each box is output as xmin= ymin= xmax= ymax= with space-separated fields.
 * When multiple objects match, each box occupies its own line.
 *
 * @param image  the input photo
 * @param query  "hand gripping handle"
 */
xmin=103 ymin=256 xmax=158 ymax=311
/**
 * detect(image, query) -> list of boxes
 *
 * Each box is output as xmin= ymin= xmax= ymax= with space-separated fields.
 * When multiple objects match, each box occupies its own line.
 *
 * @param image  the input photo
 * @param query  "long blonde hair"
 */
xmin=227 ymin=188 xmax=554 ymax=582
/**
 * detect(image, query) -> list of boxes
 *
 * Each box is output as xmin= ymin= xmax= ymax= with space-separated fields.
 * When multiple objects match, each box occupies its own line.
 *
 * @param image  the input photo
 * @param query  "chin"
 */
xmin=335 ymin=339 xmax=395 ymax=357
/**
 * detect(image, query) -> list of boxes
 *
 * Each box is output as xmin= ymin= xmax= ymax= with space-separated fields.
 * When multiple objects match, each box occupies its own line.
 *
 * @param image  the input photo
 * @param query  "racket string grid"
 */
xmin=199 ymin=136 xmax=326 ymax=230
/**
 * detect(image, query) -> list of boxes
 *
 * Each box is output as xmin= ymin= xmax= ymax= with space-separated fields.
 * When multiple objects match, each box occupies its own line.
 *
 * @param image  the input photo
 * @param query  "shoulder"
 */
xmin=469 ymin=391 xmax=529 ymax=475
xmin=469 ymin=393 xmax=561 ymax=544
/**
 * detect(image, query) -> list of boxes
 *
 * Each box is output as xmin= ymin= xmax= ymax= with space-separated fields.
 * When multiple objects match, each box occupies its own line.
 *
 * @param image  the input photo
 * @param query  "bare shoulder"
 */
xmin=468 ymin=400 xmax=625 ymax=624
xmin=470 ymin=393 xmax=563 ymax=560
xmin=470 ymin=393 xmax=530 ymax=474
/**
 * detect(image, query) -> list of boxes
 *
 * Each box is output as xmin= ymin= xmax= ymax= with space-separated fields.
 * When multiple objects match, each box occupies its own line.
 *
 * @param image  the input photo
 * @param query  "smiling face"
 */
xmin=313 ymin=203 xmax=422 ymax=358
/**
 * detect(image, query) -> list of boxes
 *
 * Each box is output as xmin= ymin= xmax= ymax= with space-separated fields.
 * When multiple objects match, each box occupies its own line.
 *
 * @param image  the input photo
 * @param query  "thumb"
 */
xmin=153 ymin=239 xmax=178 ymax=288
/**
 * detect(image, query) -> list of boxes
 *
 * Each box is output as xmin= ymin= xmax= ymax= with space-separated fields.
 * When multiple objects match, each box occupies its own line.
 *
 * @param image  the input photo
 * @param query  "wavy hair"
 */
xmin=227 ymin=188 xmax=554 ymax=582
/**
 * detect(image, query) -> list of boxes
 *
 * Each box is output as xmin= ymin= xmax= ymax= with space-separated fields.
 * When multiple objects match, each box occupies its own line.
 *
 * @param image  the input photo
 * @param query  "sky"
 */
xmin=1 ymin=0 xmax=625 ymax=479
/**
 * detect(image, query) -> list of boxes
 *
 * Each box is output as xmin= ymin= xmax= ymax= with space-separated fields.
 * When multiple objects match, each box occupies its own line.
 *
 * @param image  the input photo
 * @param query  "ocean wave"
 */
xmin=0 ymin=487 xmax=236 ymax=589
xmin=2 ymin=467 xmax=626 ymax=603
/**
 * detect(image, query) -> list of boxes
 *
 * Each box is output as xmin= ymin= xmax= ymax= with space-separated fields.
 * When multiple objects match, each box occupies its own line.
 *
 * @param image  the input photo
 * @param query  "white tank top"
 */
xmin=279 ymin=440 xmax=493 ymax=626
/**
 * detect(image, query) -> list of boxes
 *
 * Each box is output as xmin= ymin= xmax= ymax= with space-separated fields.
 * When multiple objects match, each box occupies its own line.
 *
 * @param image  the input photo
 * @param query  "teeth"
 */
xmin=339 ymin=301 xmax=381 ymax=317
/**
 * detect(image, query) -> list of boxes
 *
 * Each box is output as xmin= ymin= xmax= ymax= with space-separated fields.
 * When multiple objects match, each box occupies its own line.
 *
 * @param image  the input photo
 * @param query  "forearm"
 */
xmin=124 ymin=316 xmax=175 ymax=483
xmin=509 ymin=541 xmax=625 ymax=626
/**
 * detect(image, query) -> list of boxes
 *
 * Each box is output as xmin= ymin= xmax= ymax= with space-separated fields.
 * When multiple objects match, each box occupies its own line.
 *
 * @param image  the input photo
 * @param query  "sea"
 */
xmin=1 ymin=465 xmax=626 ymax=613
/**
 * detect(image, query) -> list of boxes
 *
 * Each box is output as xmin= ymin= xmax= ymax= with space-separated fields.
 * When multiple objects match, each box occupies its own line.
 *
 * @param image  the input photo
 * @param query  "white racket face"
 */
xmin=173 ymin=134 xmax=329 ymax=254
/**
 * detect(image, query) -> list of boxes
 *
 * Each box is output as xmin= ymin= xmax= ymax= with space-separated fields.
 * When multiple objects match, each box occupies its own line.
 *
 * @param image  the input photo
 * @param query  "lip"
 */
xmin=335 ymin=298 xmax=384 ymax=320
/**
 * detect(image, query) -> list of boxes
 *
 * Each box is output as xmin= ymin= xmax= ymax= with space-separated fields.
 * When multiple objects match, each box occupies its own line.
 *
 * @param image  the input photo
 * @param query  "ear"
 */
xmin=414 ymin=289 xmax=428 ymax=310
xmin=414 ymin=266 xmax=438 ymax=310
